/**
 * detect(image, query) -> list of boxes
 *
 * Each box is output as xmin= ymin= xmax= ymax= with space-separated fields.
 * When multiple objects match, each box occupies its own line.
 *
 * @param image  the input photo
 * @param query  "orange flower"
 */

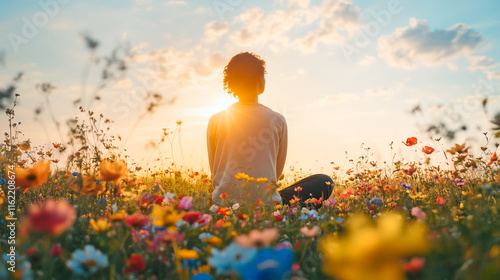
xmin=53 ymin=143 xmax=61 ymax=148
xmin=403 ymin=137 xmax=418 ymax=147
xmin=422 ymin=146 xmax=435 ymax=154
xmin=69 ymin=176 xmax=106 ymax=196
xmin=108 ymin=211 xmax=126 ymax=221
xmin=220 ymin=193 xmax=229 ymax=199
xmin=100 ymin=159 xmax=127 ymax=181
xmin=487 ymin=152 xmax=498 ymax=167
xmin=11 ymin=161 xmax=50 ymax=192
xmin=26 ymin=199 xmax=76 ymax=236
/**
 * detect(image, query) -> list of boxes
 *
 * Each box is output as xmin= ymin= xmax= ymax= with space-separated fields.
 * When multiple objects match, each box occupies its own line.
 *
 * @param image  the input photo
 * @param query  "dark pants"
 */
xmin=279 ymin=174 xmax=334 ymax=207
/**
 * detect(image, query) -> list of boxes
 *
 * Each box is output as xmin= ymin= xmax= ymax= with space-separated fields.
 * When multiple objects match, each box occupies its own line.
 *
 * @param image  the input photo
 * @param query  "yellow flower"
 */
xmin=235 ymin=172 xmax=250 ymax=180
xmin=192 ymin=264 xmax=211 ymax=275
xmin=90 ymin=218 xmax=112 ymax=233
xmin=204 ymin=236 xmax=222 ymax=247
xmin=100 ymin=159 xmax=127 ymax=181
xmin=256 ymin=177 xmax=268 ymax=183
xmin=178 ymin=249 xmax=199 ymax=260
xmin=149 ymin=204 xmax=184 ymax=227
xmin=320 ymin=213 xmax=430 ymax=280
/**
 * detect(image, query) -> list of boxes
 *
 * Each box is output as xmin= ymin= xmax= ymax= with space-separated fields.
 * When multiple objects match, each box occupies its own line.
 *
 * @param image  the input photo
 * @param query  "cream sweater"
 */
xmin=207 ymin=102 xmax=287 ymax=205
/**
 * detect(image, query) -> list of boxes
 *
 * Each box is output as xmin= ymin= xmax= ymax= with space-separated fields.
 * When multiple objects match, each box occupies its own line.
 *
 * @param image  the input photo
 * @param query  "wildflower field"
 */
xmin=0 ymin=100 xmax=499 ymax=280
xmin=1 ymin=128 xmax=500 ymax=280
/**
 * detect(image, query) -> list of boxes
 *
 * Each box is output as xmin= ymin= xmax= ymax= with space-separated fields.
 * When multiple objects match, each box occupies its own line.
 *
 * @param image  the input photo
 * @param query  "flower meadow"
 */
xmin=1 ymin=114 xmax=500 ymax=280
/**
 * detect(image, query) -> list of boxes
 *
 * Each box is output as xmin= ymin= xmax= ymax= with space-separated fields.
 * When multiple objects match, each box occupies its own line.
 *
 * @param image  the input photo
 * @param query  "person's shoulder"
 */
xmin=260 ymin=104 xmax=287 ymax=124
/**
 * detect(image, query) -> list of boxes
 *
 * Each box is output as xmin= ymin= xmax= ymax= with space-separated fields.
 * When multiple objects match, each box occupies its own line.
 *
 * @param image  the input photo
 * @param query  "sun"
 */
xmin=207 ymin=95 xmax=236 ymax=115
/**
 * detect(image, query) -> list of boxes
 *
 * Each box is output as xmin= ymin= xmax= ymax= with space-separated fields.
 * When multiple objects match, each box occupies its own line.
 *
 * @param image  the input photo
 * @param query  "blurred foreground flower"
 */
xmin=99 ymin=158 xmax=127 ymax=181
xmin=26 ymin=199 xmax=76 ymax=236
xmin=150 ymin=204 xmax=184 ymax=227
xmin=122 ymin=254 xmax=146 ymax=274
xmin=320 ymin=213 xmax=430 ymax=280
xmin=11 ymin=161 xmax=50 ymax=192
xmin=236 ymin=247 xmax=295 ymax=280
xmin=66 ymin=245 xmax=109 ymax=276
xmin=234 ymin=228 xmax=279 ymax=248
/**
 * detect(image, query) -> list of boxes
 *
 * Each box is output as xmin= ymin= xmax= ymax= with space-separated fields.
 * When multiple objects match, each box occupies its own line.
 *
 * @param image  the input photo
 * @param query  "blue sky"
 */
xmin=1 ymin=0 xmax=500 ymax=173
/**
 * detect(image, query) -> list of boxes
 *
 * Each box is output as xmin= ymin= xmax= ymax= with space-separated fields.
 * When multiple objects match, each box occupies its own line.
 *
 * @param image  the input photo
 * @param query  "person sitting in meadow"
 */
xmin=207 ymin=52 xmax=334 ymax=206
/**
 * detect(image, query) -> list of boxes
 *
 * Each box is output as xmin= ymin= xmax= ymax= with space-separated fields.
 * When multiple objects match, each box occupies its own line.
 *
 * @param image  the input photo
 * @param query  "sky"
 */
xmin=1 ymin=0 xmax=500 ymax=175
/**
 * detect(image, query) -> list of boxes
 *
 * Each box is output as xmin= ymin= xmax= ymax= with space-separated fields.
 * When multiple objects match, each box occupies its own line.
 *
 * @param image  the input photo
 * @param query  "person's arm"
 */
xmin=207 ymin=116 xmax=216 ymax=176
xmin=276 ymin=117 xmax=287 ymax=179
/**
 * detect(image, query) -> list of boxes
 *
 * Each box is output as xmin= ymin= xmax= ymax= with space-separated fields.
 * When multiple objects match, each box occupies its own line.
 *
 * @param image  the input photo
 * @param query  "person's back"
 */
xmin=207 ymin=52 xmax=334 ymax=207
xmin=207 ymin=102 xmax=287 ymax=205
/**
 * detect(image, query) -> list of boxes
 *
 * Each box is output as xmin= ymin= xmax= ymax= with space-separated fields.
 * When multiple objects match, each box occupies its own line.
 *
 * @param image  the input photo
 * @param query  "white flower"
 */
xmin=111 ymin=204 xmax=118 ymax=213
xmin=232 ymin=203 xmax=240 ymax=210
xmin=209 ymin=204 xmax=219 ymax=213
xmin=66 ymin=245 xmax=108 ymax=276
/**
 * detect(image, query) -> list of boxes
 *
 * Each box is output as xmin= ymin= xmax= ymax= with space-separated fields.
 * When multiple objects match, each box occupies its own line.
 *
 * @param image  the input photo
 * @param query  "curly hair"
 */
xmin=223 ymin=52 xmax=267 ymax=98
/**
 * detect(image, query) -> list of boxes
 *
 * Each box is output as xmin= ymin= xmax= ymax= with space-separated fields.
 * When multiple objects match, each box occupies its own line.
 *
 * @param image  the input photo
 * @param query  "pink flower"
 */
xmin=177 ymin=196 xmax=193 ymax=210
xmin=300 ymin=226 xmax=321 ymax=237
xmin=234 ymin=228 xmax=279 ymax=248
xmin=411 ymin=207 xmax=426 ymax=221
xmin=196 ymin=214 xmax=212 ymax=227
xmin=323 ymin=197 xmax=337 ymax=208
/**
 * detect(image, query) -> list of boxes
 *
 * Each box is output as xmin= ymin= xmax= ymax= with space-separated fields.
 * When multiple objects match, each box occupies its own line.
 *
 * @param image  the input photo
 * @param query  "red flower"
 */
xmin=422 ymin=146 xmax=435 ymax=154
xmin=50 ymin=243 xmax=63 ymax=257
xmin=403 ymin=137 xmax=418 ymax=147
xmin=153 ymin=195 xmax=164 ymax=205
xmin=123 ymin=254 xmax=146 ymax=274
xmin=216 ymin=207 xmax=230 ymax=216
xmin=436 ymin=196 xmax=446 ymax=205
xmin=26 ymin=247 xmax=37 ymax=258
xmin=125 ymin=212 xmax=150 ymax=228
xmin=219 ymin=193 xmax=229 ymax=199
xmin=183 ymin=211 xmax=202 ymax=224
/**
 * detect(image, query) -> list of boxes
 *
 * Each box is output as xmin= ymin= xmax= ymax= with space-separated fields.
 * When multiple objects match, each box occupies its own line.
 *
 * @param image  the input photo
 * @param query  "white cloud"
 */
xmin=378 ymin=18 xmax=484 ymax=69
xmin=203 ymin=21 xmax=230 ymax=43
xmin=358 ymin=55 xmax=376 ymax=65
xmin=228 ymin=0 xmax=362 ymax=53
xmin=166 ymin=1 xmax=187 ymax=5
xmin=485 ymin=70 xmax=500 ymax=80
xmin=468 ymin=55 xmax=498 ymax=71
xmin=365 ymin=87 xmax=395 ymax=97
xmin=313 ymin=92 xmax=361 ymax=106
